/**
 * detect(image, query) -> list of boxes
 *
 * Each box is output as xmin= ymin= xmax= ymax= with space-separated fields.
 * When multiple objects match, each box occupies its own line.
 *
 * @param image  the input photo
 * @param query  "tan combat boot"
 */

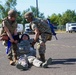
xmin=9 ymin=59 xmax=14 ymax=65
xmin=39 ymin=54 xmax=45 ymax=62
xmin=13 ymin=55 xmax=18 ymax=64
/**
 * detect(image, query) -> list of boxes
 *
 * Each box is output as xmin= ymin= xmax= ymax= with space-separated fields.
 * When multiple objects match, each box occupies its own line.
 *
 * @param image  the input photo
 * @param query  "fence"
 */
xmin=57 ymin=25 xmax=66 ymax=31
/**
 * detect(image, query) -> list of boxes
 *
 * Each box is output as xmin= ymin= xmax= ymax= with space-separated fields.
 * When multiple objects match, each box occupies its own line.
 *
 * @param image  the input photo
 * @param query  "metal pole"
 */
xmin=36 ymin=0 xmax=38 ymax=17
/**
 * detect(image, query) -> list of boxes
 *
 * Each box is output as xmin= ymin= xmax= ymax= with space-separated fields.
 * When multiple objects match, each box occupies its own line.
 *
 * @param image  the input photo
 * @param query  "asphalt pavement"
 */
xmin=0 ymin=33 xmax=76 ymax=75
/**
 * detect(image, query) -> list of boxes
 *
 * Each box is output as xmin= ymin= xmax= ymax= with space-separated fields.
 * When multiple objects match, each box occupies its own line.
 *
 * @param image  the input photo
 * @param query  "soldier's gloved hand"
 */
xmin=10 ymin=38 xmax=15 ymax=43
xmin=31 ymin=41 xmax=36 ymax=47
xmin=14 ymin=40 xmax=18 ymax=43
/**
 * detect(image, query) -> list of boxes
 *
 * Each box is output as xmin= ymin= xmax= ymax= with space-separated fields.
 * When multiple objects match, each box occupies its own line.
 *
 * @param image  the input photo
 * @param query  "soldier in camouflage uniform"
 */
xmin=24 ymin=12 xmax=52 ymax=62
xmin=1 ymin=9 xmax=18 ymax=65
xmin=16 ymin=33 xmax=52 ymax=70
xmin=17 ymin=33 xmax=36 ymax=57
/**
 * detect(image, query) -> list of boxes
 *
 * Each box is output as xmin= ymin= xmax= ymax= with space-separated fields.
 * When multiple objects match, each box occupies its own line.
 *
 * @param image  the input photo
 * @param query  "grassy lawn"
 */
xmin=56 ymin=30 xmax=66 ymax=33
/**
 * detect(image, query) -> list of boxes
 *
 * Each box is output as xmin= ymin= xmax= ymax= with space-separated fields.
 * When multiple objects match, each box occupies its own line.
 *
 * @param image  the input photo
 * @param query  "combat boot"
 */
xmin=13 ymin=55 xmax=18 ymax=63
xmin=39 ymin=54 xmax=45 ymax=62
xmin=42 ymin=58 xmax=52 ymax=68
xmin=9 ymin=59 xmax=14 ymax=65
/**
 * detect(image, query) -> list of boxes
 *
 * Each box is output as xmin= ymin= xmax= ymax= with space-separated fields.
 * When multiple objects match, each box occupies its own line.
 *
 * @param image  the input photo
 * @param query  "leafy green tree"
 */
xmin=20 ymin=10 xmax=30 ymax=32
xmin=57 ymin=14 xmax=62 ymax=25
xmin=30 ymin=6 xmax=45 ymax=19
xmin=5 ymin=0 xmax=17 ymax=9
xmin=48 ymin=13 xmax=58 ymax=26
xmin=62 ymin=10 xmax=76 ymax=25
xmin=0 ymin=0 xmax=17 ymax=20
xmin=48 ymin=9 xmax=76 ymax=26
xmin=0 ymin=3 xmax=6 ymax=20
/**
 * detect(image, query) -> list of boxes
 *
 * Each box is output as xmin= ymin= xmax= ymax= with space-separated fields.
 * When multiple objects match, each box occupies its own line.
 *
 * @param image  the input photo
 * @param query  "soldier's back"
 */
xmin=31 ymin=18 xmax=51 ymax=33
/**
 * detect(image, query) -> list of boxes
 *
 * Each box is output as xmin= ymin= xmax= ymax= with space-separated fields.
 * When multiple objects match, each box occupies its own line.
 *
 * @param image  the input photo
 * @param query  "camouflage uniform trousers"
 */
xmin=37 ymin=33 xmax=52 ymax=55
xmin=7 ymin=43 xmax=18 ymax=60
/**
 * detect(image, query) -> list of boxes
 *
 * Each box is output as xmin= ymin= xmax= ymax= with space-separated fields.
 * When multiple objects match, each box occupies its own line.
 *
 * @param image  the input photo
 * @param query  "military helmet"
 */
xmin=24 ymin=12 xmax=34 ymax=19
xmin=8 ymin=9 xmax=17 ymax=18
xmin=21 ymin=33 xmax=30 ymax=40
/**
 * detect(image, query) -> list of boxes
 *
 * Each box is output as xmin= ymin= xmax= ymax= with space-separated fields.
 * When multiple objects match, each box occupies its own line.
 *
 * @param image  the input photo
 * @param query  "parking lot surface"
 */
xmin=0 ymin=33 xmax=76 ymax=75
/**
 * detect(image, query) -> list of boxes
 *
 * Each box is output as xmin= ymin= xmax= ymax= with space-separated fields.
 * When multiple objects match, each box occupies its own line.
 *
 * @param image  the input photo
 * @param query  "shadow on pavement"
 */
xmin=51 ymin=58 xmax=76 ymax=65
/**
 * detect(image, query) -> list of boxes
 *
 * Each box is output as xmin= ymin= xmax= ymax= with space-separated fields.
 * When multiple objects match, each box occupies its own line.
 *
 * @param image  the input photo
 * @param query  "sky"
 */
xmin=1 ymin=0 xmax=76 ymax=18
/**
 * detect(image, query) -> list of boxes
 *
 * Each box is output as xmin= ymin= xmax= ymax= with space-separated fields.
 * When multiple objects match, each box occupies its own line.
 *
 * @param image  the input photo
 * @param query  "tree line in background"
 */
xmin=0 ymin=0 xmax=76 ymax=30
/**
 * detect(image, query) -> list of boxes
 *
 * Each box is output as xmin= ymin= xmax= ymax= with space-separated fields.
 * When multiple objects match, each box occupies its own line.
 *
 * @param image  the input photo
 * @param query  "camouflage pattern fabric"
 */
xmin=1 ymin=17 xmax=17 ymax=60
xmin=18 ymin=39 xmax=36 ymax=56
xmin=18 ymin=40 xmax=31 ymax=54
xmin=2 ymin=17 xmax=17 ymax=35
xmin=31 ymin=18 xmax=52 ymax=34
xmin=30 ymin=18 xmax=52 ymax=54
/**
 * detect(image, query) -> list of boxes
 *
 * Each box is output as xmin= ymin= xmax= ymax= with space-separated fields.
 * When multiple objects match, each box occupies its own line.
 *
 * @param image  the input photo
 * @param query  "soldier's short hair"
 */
xmin=24 ymin=12 xmax=34 ymax=19
xmin=8 ymin=9 xmax=17 ymax=18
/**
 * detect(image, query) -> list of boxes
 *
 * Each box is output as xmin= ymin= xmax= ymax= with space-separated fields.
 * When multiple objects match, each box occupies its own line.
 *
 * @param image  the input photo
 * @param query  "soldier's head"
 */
xmin=8 ymin=9 xmax=17 ymax=21
xmin=24 ymin=12 xmax=34 ymax=22
xmin=21 ymin=33 xmax=30 ymax=40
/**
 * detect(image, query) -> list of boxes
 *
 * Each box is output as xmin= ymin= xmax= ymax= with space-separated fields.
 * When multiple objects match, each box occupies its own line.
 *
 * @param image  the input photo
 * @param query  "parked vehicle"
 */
xmin=66 ymin=23 xmax=76 ymax=33
xmin=25 ymin=23 xmax=34 ymax=34
xmin=17 ymin=24 xmax=23 ymax=34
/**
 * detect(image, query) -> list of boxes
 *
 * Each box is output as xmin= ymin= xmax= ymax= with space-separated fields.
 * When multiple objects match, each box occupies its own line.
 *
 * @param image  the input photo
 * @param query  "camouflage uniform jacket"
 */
xmin=30 ymin=18 xmax=52 ymax=34
xmin=1 ymin=17 xmax=17 ymax=35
